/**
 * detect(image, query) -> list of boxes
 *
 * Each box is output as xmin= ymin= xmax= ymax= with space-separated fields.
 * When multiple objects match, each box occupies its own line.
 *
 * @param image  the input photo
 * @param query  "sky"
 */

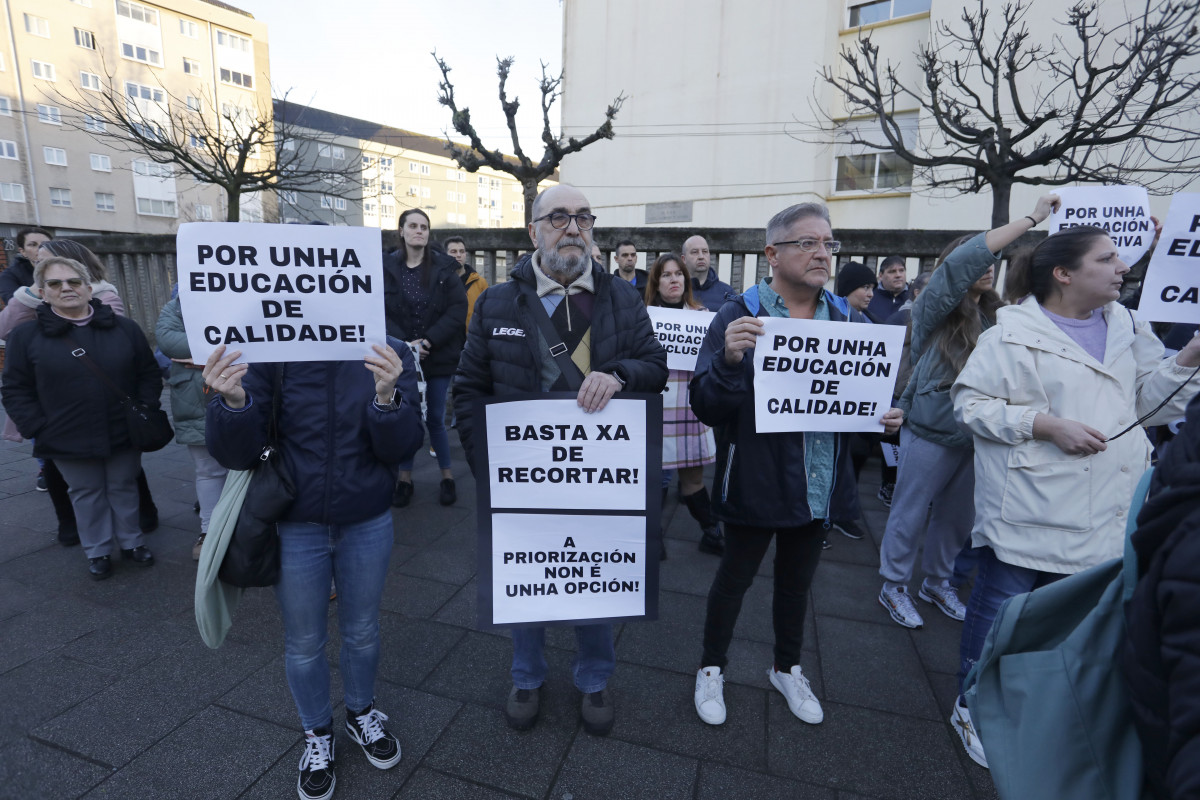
xmin=236 ymin=0 xmax=565 ymax=155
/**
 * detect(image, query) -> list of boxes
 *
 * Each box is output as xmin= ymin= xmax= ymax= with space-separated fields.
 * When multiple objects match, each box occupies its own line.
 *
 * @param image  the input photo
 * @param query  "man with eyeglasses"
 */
xmin=689 ymin=202 xmax=902 ymax=728
xmin=454 ymin=183 xmax=667 ymax=737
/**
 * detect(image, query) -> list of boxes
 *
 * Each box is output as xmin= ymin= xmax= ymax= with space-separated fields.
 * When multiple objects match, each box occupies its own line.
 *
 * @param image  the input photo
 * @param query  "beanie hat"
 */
xmin=835 ymin=261 xmax=876 ymax=297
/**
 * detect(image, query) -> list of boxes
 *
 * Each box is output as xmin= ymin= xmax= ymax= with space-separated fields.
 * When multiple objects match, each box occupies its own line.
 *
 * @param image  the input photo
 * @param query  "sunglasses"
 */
xmin=44 ymin=278 xmax=85 ymax=290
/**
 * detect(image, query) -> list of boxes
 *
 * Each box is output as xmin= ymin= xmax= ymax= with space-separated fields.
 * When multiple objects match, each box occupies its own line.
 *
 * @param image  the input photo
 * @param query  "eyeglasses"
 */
xmin=771 ymin=239 xmax=842 ymax=254
xmin=43 ymin=278 xmax=85 ymax=290
xmin=532 ymin=212 xmax=597 ymax=231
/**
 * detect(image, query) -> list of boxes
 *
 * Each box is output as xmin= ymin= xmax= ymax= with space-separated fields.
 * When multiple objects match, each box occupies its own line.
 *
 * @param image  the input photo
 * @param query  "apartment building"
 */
xmin=274 ymin=100 xmax=554 ymax=230
xmin=0 ymin=0 xmax=271 ymax=238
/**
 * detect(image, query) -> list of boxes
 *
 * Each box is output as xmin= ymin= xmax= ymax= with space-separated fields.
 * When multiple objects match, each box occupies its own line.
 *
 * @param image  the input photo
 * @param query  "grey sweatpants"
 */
xmin=55 ymin=449 xmax=144 ymax=559
xmin=878 ymin=426 xmax=975 ymax=587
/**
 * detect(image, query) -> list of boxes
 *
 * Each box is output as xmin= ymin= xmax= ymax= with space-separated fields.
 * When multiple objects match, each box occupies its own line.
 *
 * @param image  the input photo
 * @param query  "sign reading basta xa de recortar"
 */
xmin=474 ymin=395 xmax=663 ymax=629
xmin=176 ymin=223 xmax=387 ymax=364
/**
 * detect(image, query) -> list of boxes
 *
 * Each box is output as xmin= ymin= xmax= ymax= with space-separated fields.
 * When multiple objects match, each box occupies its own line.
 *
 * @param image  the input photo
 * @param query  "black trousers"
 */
xmin=700 ymin=520 xmax=825 ymax=671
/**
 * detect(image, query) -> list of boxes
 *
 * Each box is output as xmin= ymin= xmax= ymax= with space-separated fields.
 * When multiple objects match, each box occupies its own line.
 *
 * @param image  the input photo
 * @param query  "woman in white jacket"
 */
xmin=946 ymin=224 xmax=1200 ymax=768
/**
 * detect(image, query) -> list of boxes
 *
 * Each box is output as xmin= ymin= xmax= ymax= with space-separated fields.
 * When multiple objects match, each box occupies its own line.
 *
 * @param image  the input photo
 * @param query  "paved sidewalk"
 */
xmin=0 ymin=420 xmax=996 ymax=800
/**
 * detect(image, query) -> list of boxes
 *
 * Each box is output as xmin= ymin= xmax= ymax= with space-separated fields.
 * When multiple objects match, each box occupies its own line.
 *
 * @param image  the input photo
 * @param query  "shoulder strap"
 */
xmin=63 ymin=333 xmax=132 ymax=403
xmin=515 ymin=278 xmax=585 ymax=391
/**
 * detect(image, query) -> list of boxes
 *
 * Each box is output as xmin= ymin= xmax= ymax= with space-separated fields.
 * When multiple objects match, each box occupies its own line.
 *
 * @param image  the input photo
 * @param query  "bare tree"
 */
xmin=433 ymin=52 xmax=626 ymax=223
xmin=54 ymin=72 xmax=360 ymax=222
xmin=811 ymin=0 xmax=1200 ymax=226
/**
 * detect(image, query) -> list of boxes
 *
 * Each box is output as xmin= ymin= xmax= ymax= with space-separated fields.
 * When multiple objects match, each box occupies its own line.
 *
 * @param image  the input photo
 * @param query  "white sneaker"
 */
xmin=879 ymin=585 xmax=925 ymax=629
xmin=919 ymin=581 xmax=966 ymax=621
xmin=951 ymin=698 xmax=989 ymax=769
xmin=768 ymin=666 xmax=823 ymax=724
xmin=694 ymin=667 xmax=726 ymax=725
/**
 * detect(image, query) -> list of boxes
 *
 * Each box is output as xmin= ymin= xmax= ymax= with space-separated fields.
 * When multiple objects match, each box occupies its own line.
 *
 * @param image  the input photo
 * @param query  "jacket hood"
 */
xmin=737 ymin=284 xmax=852 ymax=319
xmin=36 ymin=299 xmax=117 ymax=336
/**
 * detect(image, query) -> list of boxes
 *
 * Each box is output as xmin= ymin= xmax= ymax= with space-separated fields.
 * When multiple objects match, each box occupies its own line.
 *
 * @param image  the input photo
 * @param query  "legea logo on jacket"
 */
xmin=492 ymin=327 xmax=525 ymax=337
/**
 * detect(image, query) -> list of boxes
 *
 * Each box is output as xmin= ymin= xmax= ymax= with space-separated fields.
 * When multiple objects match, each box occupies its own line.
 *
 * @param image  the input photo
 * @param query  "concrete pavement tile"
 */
xmin=0 ymin=491 xmax=59 ymax=533
xmin=395 ymin=532 xmax=479 ymax=586
xmin=0 ymin=736 xmax=112 ymax=798
xmin=79 ymin=706 xmax=295 ymax=800
xmin=31 ymin=635 xmax=276 ymax=767
xmin=0 ymin=521 xmax=57 ymax=564
xmin=0 ymin=596 xmax=137 ymax=674
xmin=424 ymin=702 xmax=576 ymax=798
xmin=907 ymin=593 xmax=969 ymax=676
xmin=217 ymin=653 xmax=337 ymax=731
xmin=815 ymin=616 xmax=940 ymax=721
xmin=373 ymin=615 xmax=466 ymax=688
xmin=380 ymin=572 xmax=461 ymax=619
xmin=818 ymin=527 xmax=882 ymax=568
xmin=0 ymin=654 xmax=116 ymax=743
xmin=419 ymin=630 xmax=575 ymax=709
xmin=57 ymin=616 xmax=196 ymax=674
xmin=810 ymin=560 xmax=894 ymax=626
xmin=396 ymin=768 xmax=525 ymax=799
xmin=606 ymin=661 xmax=768 ymax=771
xmin=551 ymin=734 xmax=698 ymax=800
xmin=430 ymin=578 xmax=494 ymax=633
xmin=765 ymin=699 xmax=973 ymax=799
xmin=698 ymin=762 xmax=836 ymax=799
xmin=0 ymin=575 xmax=45 ymax=623
xmin=393 ymin=503 xmax=475 ymax=549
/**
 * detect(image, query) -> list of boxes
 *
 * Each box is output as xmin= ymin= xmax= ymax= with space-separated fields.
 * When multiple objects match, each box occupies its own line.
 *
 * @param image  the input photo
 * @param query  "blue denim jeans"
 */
xmin=274 ymin=510 xmax=393 ymax=730
xmin=956 ymin=546 xmax=1064 ymax=697
xmin=399 ymin=374 xmax=452 ymax=471
xmin=511 ymin=624 xmax=615 ymax=693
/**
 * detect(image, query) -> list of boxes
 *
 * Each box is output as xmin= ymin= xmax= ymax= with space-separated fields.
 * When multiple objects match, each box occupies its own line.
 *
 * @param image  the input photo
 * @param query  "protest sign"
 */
xmin=475 ymin=394 xmax=662 ymax=628
xmin=177 ymin=223 xmax=386 ymax=363
xmin=647 ymin=306 xmax=715 ymax=371
xmin=752 ymin=318 xmax=905 ymax=433
xmin=1137 ymin=193 xmax=1200 ymax=324
xmin=881 ymin=441 xmax=900 ymax=467
xmin=1047 ymin=185 xmax=1153 ymax=266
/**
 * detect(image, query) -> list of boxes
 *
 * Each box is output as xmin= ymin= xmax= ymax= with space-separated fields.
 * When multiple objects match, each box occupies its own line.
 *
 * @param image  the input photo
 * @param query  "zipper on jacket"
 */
xmin=720 ymin=444 xmax=736 ymax=502
xmin=324 ymin=364 xmax=335 ymax=521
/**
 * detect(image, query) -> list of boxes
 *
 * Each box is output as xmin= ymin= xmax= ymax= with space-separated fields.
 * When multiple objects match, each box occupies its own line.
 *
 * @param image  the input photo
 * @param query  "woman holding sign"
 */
xmin=644 ymin=253 xmax=721 ymax=555
xmin=948 ymin=222 xmax=1200 ymax=769
xmin=383 ymin=209 xmax=467 ymax=508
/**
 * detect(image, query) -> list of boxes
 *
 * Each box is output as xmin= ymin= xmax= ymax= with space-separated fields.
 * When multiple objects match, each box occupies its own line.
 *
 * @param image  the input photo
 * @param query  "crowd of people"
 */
xmin=2 ymin=182 xmax=1199 ymax=799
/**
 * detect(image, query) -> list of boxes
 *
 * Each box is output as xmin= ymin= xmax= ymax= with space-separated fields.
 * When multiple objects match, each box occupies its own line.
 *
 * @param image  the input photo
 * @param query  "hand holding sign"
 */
xmin=202 ymin=345 xmax=249 ymax=409
xmin=364 ymin=344 xmax=404 ymax=405
xmin=724 ymin=316 xmax=765 ymax=365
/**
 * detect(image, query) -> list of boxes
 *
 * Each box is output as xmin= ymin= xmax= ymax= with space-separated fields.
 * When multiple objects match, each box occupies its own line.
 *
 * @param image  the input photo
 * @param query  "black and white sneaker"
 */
xmin=345 ymin=703 xmax=401 ymax=769
xmin=297 ymin=726 xmax=335 ymax=800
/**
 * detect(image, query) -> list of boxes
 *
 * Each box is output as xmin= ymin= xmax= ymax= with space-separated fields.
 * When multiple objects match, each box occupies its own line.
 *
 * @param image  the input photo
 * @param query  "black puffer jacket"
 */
xmin=0 ymin=254 xmax=35 ymax=304
xmin=206 ymin=337 xmax=424 ymax=525
xmin=382 ymin=249 xmax=467 ymax=378
xmin=1 ymin=300 xmax=163 ymax=458
xmin=453 ymin=255 xmax=668 ymax=470
xmin=1123 ymin=391 xmax=1200 ymax=800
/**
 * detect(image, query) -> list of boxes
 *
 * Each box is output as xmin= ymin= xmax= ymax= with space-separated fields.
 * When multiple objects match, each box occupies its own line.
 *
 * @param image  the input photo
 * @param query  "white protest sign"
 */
xmin=1137 ymin=193 xmax=1200 ymax=324
xmin=485 ymin=398 xmax=647 ymax=511
xmin=752 ymin=318 xmax=905 ymax=433
xmin=490 ymin=513 xmax=647 ymax=625
xmin=881 ymin=442 xmax=900 ymax=467
xmin=177 ymin=223 xmax=386 ymax=363
xmin=1047 ymin=185 xmax=1153 ymax=266
xmin=646 ymin=306 xmax=715 ymax=371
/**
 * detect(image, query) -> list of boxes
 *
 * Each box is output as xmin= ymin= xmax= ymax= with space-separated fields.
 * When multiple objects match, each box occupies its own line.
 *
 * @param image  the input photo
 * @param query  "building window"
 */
xmin=136 ymin=197 xmax=176 ymax=216
xmin=216 ymin=30 xmax=251 ymax=52
xmin=183 ymin=57 xmax=201 ymax=75
xmin=834 ymin=112 xmax=917 ymax=192
xmin=317 ymin=144 xmax=344 ymax=160
xmin=447 ymin=168 xmax=465 ymax=181
xmin=0 ymin=98 xmax=10 ymax=116
xmin=195 ymin=203 xmax=212 ymax=220
xmin=179 ymin=19 xmax=199 ymax=38
xmin=70 ymin=0 xmax=93 ymax=6
xmin=37 ymin=104 xmax=62 ymax=124
xmin=0 ymin=140 xmax=16 ymax=159
xmin=80 ymin=71 xmax=102 ymax=91
xmin=95 ymin=192 xmax=115 ymax=211
xmin=132 ymin=159 xmax=171 ymax=177
xmin=186 ymin=95 xmax=201 ymax=112
xmin=477 ymin=176 xmax=486 ymax=187
xmin=364 ymin=201 xmax=377 ymax=215
xmin=408 ymin=162 xmax=430 ymax=175
xmin=408 ymin=185 xmax=419 ymax=197
xmin=320 ymin=196 xmax=333 ymax=209
xmin=381 ymin=203 xmax=394 ymax=219
xmin=90 ymin=153 xmax=112 ymax=171
xmin=512 ymin=202 xmax=522 ymax=212
xmin=116 ymin=0 xmax=159 ymax=26
xmin=84 ymin=114 xmax=106 ymax=132
xmin=379 ymin=157 xmax=393 ymax=171
xmin=49 ymin=188 xmax=72 ymax=207
xmin=74 ymin=28 xmax=97 ymax=49
xmin=421 ymin=187 xmax=431 ymax=199
xmin=334 ymin=198 xmax=346 ymax=211
xmin=43 ymin=147 xmax=68 ymax=166
xmin=219 ymin=68 xmax=253 ymax=89
xmin=847 ymin=0 xmax=930 ymax=27
xmin=24 ymin=14 xmax=50 ymax=37
xmin=380 ymin=180 xmax=393 ymax=194
xmin=279 ymin=190 xmax=296 ymax=204
xmin=0 ymin=182 xmax=25 ymax=202
xmin=31 ymin=61 xmax=56 ymax=81
xmin=121 ymin=42 xmax=162 ymax=66
xmin=125 ymin=81 xmax=164 ymax=102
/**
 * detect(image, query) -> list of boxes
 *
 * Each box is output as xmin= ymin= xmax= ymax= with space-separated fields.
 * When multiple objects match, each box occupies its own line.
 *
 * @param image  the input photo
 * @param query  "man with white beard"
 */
xmin=453 ymin=184 xmax=667 ymax=737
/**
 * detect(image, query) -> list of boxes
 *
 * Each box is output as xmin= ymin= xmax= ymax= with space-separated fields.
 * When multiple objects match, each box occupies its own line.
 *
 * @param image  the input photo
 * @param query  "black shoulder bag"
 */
xmin=65 ymin=334 xmax=175 ymax=453
xmin=219 ymin=365 xmax=295 ymax=588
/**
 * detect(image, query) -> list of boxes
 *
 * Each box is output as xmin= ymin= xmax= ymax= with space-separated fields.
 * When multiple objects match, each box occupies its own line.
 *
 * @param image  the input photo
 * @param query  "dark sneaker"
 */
xmin=139 ymin=505 xmax=159 ymax=534
xmin=120 ymin=546 xmax=155 ymax=566
xmin=58 ymin=522 xmax=80 ymax=547
xmin=698 ymin=526 xmax=724 ymax=555
xmin=345 ymin=704 xmax=401 ymax=769
xmin=832 ymin=519 xmax=866 ymax=539
xmin=35 ymin=472 xmax=47 ymax=492
xmin=580 ymin=689 xmax=614 ymax=736
xmin=392 ymin=481 xmax=414 ymax=508
xmin=505 ymin=686 xmax=540 ymax=731
xmin=439 ymin=478 xmax=457 ymax=506
xmin=88 ymin=555 xmax=112 ymax=581
xmin=877 ymin=483 xmax=894 ymax=508
xmin=191 ymin=534 xmax=206 ymax=561
xmin=298 ymin=726 xmax=336 ymax=800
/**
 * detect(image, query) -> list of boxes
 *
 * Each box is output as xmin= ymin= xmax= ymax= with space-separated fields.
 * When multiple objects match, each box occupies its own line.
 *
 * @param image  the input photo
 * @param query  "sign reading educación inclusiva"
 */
xmin=1046 ymin=185 xmax=1153 ymax=266
xmin=752 ymin=318 xmax=904 ymax=433
xmin=177 ymin=223 xmax=387 ymax=363
xmin=474 ymin=395 xmax=663 ymax=629
xmin=646 ymin=306 xmax=715 ymax=372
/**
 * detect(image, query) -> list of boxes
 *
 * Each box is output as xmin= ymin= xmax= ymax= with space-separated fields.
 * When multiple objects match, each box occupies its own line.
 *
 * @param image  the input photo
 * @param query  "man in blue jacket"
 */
xmin=454 ymin=184 xmax=668 ymax=738
xmin=689 ymin=202 xmax=902 ymax=727
xmin=683 ymin=235 xmax=733 ymax=311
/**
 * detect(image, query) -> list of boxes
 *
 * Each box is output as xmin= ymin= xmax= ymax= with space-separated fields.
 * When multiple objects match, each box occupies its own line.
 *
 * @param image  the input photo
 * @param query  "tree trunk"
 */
xmin=990 ymin=179 xmax=1012 ymax=228
xmin=522 ymin=178 xmax=539 ymax=226
xmin=224 ymin=186 xmax=241 ymax=222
